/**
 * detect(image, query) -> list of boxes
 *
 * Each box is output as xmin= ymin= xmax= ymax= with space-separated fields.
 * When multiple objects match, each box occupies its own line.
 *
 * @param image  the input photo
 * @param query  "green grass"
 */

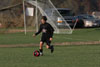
xmin=0 ymin=45 xmax=100 ymax=67
xmin=0 ymin=28 xmax=100 ymax=45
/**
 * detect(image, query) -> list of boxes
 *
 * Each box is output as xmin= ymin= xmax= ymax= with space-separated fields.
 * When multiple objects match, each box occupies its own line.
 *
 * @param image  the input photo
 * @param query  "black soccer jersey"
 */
xmin=35 ymin=22 xmax=54 ymax=38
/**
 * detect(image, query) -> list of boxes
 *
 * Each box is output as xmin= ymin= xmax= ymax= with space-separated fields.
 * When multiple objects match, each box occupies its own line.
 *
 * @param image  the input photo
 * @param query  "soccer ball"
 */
xmin=33 ymin=50 xmax=40 ymax=57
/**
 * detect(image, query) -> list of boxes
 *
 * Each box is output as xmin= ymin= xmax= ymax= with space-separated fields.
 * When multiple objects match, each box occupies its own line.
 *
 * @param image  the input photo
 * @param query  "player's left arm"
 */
xmin=48 ymin=24 xmax=54 ymax=41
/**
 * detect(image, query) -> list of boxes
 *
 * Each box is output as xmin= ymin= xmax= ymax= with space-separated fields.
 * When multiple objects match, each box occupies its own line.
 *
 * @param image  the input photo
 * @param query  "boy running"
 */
xmin=33 ymin=16 xmax=54 ymax=56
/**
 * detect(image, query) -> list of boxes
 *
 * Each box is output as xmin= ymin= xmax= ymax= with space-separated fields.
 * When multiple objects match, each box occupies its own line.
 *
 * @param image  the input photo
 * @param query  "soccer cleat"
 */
xmin=51 ymin=45 xmax=54 ymax=53
xmin=39 ymin=49 xmax=43 ymax=56
xmin=40 ymin=52 xmax=43 ymax=56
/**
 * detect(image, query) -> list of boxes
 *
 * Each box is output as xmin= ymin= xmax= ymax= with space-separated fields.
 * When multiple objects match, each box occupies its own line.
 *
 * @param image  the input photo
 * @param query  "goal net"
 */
xmin=25 ymin=0 xmax=72 ymax=34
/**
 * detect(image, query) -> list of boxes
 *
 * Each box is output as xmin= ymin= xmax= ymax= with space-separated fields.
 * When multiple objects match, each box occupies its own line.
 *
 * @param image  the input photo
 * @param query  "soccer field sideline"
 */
xmin=0 ymin=41 xmax=100 ymax=48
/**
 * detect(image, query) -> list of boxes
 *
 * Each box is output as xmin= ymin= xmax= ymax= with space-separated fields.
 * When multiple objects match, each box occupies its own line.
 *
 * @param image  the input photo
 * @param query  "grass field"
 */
xmin=0 ymin=28 xmax=100 ymax=67
xmin=0 ymin=45 xmax=100 ymax=67
xmin=0 ymin=28 xmax=100 ymax=45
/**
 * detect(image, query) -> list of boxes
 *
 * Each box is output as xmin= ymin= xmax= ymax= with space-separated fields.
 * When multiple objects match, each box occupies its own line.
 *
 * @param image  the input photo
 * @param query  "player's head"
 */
xmin=41 ymin=16 xmax=47 ymax=24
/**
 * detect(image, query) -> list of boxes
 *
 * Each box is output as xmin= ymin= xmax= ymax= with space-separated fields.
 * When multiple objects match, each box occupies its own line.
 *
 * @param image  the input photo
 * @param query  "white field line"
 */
xmin=61 ymin=37 xmax=100 ymax=41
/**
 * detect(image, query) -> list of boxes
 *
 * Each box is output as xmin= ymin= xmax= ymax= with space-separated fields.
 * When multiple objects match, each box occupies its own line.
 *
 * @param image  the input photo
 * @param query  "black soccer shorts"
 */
xmin=41 ymin=37 xmax=51 ymax=46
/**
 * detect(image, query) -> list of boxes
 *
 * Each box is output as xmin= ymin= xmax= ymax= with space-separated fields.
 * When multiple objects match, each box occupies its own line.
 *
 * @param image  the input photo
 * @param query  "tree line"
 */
xmin=51 ymin=0 xmax=100 ymax=14
xmin=1 ymin=0 xmax=100 ymax=14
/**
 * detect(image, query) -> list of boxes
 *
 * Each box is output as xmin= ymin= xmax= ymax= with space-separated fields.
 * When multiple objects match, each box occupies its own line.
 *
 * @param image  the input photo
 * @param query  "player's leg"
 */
xmin=46 ymin=40 xmax=54 ymax=53
xmin=39 ymin=36 xmax=46 ymax=56
xmin=46 ymin=45 xmax=49 ymax=49
xmin=39 ymin=41 xmax=44 ymax=56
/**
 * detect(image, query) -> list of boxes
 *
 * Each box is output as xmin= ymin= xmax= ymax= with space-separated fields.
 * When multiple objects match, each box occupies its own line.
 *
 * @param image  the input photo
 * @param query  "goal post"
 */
xmin=23 ymin=0 xmax=73 ymax=34
xmin=23 ymin=0 xmax=27 ymax=35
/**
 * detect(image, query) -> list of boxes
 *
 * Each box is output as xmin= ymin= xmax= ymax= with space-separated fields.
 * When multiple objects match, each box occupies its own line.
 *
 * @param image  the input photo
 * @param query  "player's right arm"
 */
xmin=33 ymin=24 xmax=42 ymax=37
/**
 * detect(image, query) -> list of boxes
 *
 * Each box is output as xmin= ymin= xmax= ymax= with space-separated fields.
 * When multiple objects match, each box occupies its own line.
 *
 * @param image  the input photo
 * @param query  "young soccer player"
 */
xmin=33 ymin=16 xmax=54 ymax=56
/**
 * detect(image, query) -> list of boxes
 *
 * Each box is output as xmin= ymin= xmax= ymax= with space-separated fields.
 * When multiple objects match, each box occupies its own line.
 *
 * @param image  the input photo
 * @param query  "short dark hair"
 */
xmin=41 ymin=16 xmax=47 ymax=21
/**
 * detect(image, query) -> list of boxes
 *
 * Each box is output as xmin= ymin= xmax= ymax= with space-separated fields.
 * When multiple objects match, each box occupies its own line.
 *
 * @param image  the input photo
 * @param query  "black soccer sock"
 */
xmin=49 ymin=45 xmax=54 ymax=53
xmin=48 ymin=46 xmax=52 ymax=49
xmin=39 ymin=49 xmax=43 ymax=53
